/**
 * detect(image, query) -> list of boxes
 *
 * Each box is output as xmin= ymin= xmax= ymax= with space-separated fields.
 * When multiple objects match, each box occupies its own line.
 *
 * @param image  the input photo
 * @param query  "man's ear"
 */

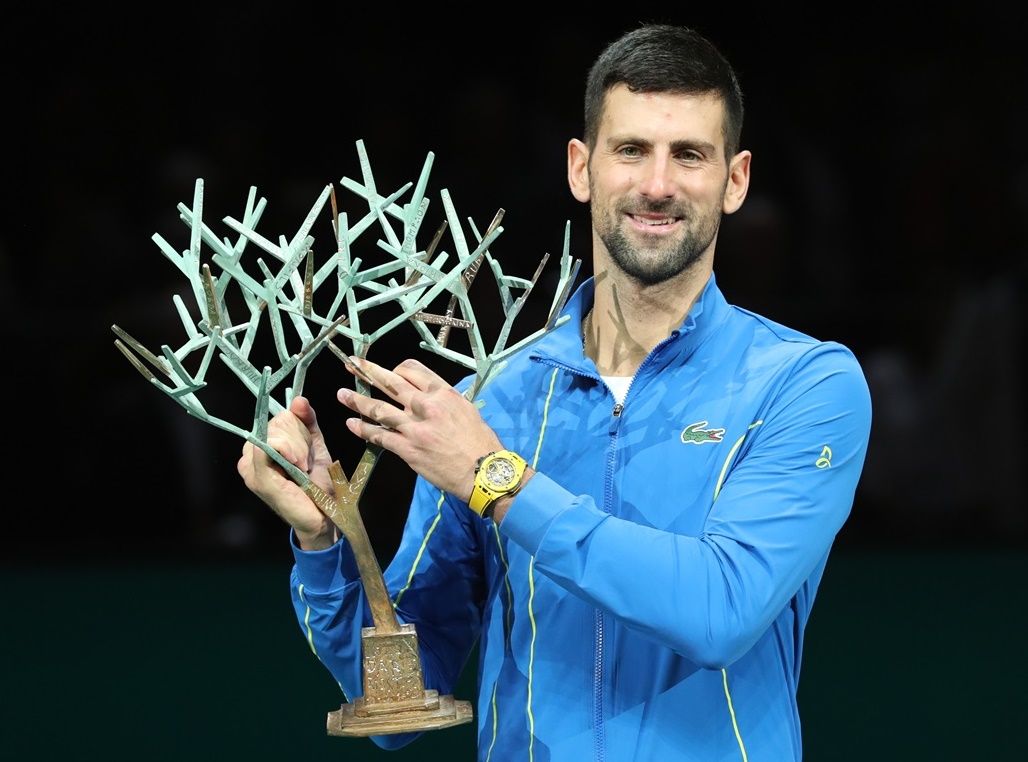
xmin=568 ymin=139 xmax=591 ymax=203
xmin=723 ymin=149 xmax=751 ymax=214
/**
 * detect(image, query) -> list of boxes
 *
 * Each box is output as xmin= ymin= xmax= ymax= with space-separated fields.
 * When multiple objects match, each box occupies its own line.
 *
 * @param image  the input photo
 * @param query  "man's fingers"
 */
xmin=267 ymin=434 xmax=309 ymax=471
xmin=239 ymin=440 xmax=286 ymax=491
xmin=346 ymin=356 xmax=416 ymax=404
xmin=237 ymin=443 xmax=255 ymax=479
xmin=289 ymin=394 xmax=320 ymax=431
xmin=348 ymin=356 xmax=450 ymax=398
xmin=345 ymin=416 xmax=403 ymax=451
xmin=337 ymin=387 xmax=405 ymax=430
xmin=393 ymin=357 xmax=448 ymax=393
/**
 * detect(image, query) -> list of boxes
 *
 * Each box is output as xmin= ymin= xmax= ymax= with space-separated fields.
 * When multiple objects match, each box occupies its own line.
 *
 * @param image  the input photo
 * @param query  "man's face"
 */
xmin=585 ymin=85 xmax=732 ymax=286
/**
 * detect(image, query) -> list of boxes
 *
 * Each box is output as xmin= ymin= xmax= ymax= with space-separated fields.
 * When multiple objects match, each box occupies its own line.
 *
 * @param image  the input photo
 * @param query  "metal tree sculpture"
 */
xmin=112 ymin=140 xmax=580 ymax=737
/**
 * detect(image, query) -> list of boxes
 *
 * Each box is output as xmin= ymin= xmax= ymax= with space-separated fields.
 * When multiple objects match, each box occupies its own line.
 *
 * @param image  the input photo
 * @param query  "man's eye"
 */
xmin=676 ymin=151 xmax=702 ymax=163
xmin=619 ymin=146 xmax=642 ymax=157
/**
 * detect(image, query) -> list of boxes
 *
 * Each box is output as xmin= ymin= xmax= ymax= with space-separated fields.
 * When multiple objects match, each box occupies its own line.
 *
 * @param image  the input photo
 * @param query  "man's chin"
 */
xmin=621 ymin=228 xmax=690 ymax=260
xmin=613 ymin=249 xmax=706 ymax=287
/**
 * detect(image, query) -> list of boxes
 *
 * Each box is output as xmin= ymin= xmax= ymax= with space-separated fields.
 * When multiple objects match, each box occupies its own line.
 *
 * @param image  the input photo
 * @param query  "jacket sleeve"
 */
xmin=499 ymin=343 xmax=872 ymax=669
xmin=289 ymin=473 xmax=485 ymax=749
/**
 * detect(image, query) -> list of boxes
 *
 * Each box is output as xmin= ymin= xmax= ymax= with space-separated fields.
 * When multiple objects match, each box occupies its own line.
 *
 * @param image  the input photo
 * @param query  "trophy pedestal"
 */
xmin=327 ymin=693 xmax=473 ymax=736
xmin=326 ymin=623 xmax=473 ymax=736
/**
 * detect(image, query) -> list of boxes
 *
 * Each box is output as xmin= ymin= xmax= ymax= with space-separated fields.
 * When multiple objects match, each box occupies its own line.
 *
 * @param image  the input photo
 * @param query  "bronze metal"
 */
xmin=435 ymin=208 xmax=501 ymax=348
xmin=302 ymin=452 xmax=472 ymax=734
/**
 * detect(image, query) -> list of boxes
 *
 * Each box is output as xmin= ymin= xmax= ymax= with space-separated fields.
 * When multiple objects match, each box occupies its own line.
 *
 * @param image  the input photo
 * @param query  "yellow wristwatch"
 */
xmin=469 ymin=450 xmax=527 ymax=517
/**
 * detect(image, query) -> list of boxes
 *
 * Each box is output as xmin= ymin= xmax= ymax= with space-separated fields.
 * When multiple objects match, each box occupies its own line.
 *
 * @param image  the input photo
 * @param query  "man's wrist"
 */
xmin=488 ymin=467 xmax=535 ymax=523
xmin=296 ymin=525 xmax=338 ymax=551
xmin=470 ymin=449 xmax=529 ymax=517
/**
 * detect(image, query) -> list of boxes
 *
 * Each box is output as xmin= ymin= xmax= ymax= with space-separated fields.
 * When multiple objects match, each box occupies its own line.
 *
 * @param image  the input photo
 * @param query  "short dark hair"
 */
xmin=583 ymin=24 xmax=744 ymax=160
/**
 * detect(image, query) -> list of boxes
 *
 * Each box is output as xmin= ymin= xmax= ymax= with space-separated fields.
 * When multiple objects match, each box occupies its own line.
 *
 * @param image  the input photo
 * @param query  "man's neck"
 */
xmin=584 ymin=261 xmax=712 ymax=376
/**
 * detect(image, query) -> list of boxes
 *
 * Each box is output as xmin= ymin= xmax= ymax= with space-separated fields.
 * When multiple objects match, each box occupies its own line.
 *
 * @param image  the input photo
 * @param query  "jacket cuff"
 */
xmin=499 ymin=471 xmax=574 ymax=554
xmin=289 ymin=528 xmax=360 ymax=593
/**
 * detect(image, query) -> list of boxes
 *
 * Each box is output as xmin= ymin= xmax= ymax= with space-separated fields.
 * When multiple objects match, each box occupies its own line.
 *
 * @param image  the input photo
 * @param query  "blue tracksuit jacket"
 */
xmin=290 ymin=272 xmax=873 ymax=760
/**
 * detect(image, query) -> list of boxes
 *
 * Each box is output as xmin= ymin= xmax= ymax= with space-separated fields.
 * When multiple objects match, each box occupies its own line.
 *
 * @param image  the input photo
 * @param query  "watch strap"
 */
xmin=468 ymin=450 xmax=526 ymax=517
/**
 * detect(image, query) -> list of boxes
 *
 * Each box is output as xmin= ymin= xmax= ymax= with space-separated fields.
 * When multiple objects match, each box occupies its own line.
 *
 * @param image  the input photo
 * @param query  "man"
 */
xmin=238 ymin=23 xmax=872 ymax=760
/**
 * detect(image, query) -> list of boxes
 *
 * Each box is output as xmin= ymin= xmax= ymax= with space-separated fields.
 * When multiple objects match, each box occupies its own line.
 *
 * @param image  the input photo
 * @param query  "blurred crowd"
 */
xmin=7 ymin=13 xmax=1025 ymax=559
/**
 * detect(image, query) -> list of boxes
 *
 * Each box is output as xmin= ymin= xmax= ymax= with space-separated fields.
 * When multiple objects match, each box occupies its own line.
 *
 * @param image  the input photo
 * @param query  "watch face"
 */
xmin=484 ymin=457 xmax=518 ymax=489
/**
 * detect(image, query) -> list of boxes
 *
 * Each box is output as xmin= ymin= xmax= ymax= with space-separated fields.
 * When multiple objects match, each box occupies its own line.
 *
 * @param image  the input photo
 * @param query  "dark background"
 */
xmin=4 ymin=6 xmax=1026 ymax=760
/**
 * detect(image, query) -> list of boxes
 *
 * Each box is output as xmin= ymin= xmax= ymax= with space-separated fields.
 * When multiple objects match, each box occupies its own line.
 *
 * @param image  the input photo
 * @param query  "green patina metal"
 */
xmin=112 ymin=139 xmax=582 ymax=493
xmin=113 ymin=138 xmax=583 ymax=738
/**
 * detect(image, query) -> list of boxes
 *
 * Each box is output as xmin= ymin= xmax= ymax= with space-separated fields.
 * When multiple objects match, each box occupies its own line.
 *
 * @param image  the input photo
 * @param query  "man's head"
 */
xmin=583 ymin=24 xmax=744 ymax=160
xmin=569 ymin=24 xmax=751 ymax=288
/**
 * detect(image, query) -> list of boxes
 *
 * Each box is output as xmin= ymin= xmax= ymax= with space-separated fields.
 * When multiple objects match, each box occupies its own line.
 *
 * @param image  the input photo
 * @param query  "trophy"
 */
xmin=111 ymin=140 xmax=581 ymax=737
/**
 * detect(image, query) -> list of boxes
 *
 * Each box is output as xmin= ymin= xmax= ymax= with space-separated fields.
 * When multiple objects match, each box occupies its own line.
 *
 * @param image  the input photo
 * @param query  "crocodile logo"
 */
xmin=680 ymin=421 xmax=726 ymax=445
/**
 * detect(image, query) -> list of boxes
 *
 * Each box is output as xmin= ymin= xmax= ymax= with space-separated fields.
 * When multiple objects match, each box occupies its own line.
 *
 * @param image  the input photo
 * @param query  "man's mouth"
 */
xmin=631 ymin=215 xmax=677 ymax=225
xmin=626 ymin=213 xmax=682 ymax=231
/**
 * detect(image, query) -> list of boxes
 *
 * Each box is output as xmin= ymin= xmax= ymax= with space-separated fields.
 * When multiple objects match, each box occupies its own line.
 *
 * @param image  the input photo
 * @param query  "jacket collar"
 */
xmin=529 ymin=271 xmax=729 ymax=374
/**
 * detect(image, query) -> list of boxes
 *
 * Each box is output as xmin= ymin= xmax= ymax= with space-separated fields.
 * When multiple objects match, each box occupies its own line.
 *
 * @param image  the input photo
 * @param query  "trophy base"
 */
xmin=327 ymin=692 xmax=473 ymax=736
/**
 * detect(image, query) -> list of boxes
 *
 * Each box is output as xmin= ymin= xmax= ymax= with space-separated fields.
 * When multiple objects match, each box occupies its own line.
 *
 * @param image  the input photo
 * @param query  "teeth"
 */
xmin=635 ymin=216 xmax=674 ymax=226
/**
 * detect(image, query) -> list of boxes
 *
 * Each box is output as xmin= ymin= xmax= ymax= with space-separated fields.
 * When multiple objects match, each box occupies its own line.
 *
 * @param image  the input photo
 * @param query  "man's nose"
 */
xmin=637 ymin=156 xmax=678 ymax=199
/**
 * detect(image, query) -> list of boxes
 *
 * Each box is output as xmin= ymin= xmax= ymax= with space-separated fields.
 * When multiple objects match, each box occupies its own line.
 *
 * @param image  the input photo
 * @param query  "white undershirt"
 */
xmin=602 ymin=375 xmax=633 ymax=405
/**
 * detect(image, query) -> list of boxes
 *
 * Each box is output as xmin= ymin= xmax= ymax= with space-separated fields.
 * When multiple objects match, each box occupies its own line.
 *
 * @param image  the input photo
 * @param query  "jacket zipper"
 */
xmin=534 ymin=359 xmax=610 ymax=760
xmin=594 ymin=607 xmax=606 ymax=762
xmin=595 ymin=397 xmax=623 ymax=762
xmin=536 ymin=333 xmax=679 ymax=761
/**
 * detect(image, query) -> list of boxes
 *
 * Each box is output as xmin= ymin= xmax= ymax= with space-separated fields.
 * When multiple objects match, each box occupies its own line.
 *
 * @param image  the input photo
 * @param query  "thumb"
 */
xmin=289 ymin=395 xmax=321 ymax=435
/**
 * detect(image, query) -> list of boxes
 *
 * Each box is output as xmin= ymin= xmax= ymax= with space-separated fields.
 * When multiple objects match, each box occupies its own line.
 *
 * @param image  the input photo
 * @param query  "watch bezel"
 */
xmin=470 ymin=449 xmax=527 ymax=517
xmin=481 ymin=454 xmax=522 ymax=490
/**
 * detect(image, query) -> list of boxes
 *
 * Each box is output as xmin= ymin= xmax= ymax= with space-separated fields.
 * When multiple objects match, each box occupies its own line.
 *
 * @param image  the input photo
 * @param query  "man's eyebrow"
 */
xmin=669 ymin=139 xmax=717 ymax=155
xmin=604 ymin=134 xmax=648 ymax=150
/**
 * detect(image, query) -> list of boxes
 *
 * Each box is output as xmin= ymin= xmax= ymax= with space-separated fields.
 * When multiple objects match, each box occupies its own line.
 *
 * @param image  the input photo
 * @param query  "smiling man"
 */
xmin=239 ymin=23 xmax=872 ymax=761
xmin=568 ymin=82 xmax=750 ymax=382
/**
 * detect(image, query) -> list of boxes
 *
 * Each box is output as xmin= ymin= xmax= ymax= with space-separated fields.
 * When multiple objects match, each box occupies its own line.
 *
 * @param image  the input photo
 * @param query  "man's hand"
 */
xmin=336 ymin=357 xmax=505 ymax=503
xmin=237 ymin=395 xmax=337 ymax=550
